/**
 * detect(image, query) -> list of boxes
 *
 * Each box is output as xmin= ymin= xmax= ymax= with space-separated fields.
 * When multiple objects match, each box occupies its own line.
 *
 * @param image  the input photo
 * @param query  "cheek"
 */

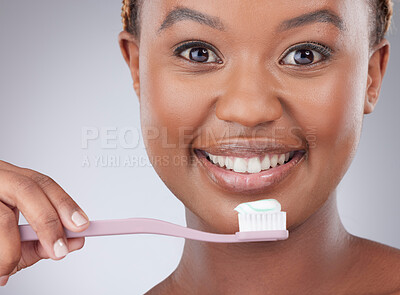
xmin=281 ymin=58 xmax=368 ymax=226
xmin=139 ymin=57 xmax=215 ymax=188
xmin=300 ymin=66 xmax=366 ymax=163
xmin=140 ymin=65 xmax=212 ymax=139
xmin=294 ymin=70 xmax=365 ymax=157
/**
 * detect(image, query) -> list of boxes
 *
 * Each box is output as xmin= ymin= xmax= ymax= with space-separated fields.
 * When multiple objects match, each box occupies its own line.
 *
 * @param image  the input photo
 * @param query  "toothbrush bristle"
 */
xmin=238 ymin=212 xmax=286 ymax=232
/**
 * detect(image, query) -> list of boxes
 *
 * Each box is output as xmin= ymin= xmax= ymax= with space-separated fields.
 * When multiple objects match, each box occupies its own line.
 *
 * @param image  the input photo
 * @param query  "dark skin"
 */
xmin=118 ymin=0 xmax=400 ymax=294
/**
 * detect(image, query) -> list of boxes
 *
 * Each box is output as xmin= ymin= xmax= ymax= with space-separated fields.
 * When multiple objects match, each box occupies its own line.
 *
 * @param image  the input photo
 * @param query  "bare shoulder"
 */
xmin=144 ymin=283 xmax=166 ymax=295
xmin=144 ymin=281 xmax=169 ymax=295
xmin=345 ymin=235 xmax=400 ymax=294
xmin=144 ymin=275 xmax=179 ymax=295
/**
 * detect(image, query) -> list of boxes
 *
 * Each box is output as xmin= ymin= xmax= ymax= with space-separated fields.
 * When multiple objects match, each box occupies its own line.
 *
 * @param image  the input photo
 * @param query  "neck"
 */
xmin=169 ymin=190 xmax=354 ymax=294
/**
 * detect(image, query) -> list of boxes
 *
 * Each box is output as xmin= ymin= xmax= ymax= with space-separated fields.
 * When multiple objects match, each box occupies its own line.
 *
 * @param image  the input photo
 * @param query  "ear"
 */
xmin=118 ymin=31 xmax=141 ymax=101
xmin=364 ymin=38 xmax=390 ymax=114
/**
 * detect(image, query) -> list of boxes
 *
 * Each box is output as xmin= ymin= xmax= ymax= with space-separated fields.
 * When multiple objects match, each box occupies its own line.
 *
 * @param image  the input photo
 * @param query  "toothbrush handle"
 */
xmin=19 ymin=218 xmax=288 ymax=243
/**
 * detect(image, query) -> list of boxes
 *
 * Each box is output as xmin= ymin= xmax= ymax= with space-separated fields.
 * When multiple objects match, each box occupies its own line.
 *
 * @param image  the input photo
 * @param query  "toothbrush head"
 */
xmin=234 ymin=199 xmax=288 ymax=241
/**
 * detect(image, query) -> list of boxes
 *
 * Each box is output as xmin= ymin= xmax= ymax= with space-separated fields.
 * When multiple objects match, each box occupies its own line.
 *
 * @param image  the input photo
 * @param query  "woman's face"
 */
xmin=124 ymin=0 xmax=386 ymax=233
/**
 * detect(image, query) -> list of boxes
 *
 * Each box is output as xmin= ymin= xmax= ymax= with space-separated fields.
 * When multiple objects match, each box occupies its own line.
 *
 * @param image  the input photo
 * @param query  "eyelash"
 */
xmin=173 ymin=40 xmax=333 ymax=67
xmin=279 ymin=41 xmax=333 ymax=68
xmin=173 ymin=40 xmax=223 ymax=64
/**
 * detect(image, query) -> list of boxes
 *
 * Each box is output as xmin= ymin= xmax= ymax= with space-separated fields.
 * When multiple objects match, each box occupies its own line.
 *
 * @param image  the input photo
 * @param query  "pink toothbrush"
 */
xmin=19 ymin=217 xmax=288 ymax=243
xmin=19 ymin=199 xmax=289 ymax=243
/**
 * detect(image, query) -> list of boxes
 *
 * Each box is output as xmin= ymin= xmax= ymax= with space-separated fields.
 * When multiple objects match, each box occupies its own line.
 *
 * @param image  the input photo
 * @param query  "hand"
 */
xmin=0 ymin=160 xmax=89 ymax=286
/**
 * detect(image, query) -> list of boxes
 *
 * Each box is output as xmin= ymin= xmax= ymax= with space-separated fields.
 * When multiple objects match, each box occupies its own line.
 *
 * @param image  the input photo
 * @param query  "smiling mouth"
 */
xmin=193 ymin=148 xmax=306 ymax=194
xmin=203 ymin=150 xmax=295 ymax=173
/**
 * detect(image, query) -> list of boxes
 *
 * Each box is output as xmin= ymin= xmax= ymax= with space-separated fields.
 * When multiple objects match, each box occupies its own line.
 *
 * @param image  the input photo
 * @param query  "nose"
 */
xmin=215 ymin=63 xmax=283 ymax=127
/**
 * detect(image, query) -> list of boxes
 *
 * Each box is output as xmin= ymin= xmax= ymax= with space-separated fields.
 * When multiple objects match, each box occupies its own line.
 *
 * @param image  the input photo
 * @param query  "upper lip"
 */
xmin=193 ymin=137 xmax=307 ymax=158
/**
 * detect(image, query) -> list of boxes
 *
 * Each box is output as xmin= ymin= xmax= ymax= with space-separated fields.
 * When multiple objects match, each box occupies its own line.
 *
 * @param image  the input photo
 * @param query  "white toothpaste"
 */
xmin=234 ymin=198 xmax=281 ymax=214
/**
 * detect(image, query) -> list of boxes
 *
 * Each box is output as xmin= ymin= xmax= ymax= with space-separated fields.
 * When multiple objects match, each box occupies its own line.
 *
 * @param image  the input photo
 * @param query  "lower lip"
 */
xmin=194 ymin=149 xmax=306 ymax=194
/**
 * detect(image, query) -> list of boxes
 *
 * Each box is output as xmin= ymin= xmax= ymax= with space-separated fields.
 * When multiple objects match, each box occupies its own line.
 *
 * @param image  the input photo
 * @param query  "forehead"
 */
xmin=141 ymin=0 xmax=369 ymax=38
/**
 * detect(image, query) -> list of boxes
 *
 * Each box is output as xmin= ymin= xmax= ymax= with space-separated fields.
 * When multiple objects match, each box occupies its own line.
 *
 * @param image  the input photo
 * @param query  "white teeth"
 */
xmin=225 ymin=157 xmax=234 ymax=170
xmin=217 ymin=156 xmax=225 ymax=167
xmin=261 ymin=156 xmax=271 ymax=170
xmin=204 ymin=151 xmax=293 ymax=173
xmin=278 ymin=154 xmax=285 ymax=165
xmin=233 ymin=157 xmax=247 ymax=173
xmin=270 ymin=154 xmax=278 ymax=168
xmin=247 ymin=157 xmax=261 ymax=173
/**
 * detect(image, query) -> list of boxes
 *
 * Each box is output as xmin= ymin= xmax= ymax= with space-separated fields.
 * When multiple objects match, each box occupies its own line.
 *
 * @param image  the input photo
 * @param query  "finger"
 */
xmin=0 ymin=170 xmax=69 ymax=260
xmin=0 ymin=162 xmax=89 ymax=232
xmin=67 ymin=237 xmax=85 ymax=252
xmin=0 ymin=201 xmax=21 ymax=277
xmin=1 ymin=203 xmax=19 ymax=224
xmin=0 ymin=275 xmax=9 ymax=287
xmin=25 ymin=171 xmax=90 ymax=232
xmin=8 ymin=237 xmax=85 ymax=277
xmin=13 ymin=208 xmax=19 ymax=223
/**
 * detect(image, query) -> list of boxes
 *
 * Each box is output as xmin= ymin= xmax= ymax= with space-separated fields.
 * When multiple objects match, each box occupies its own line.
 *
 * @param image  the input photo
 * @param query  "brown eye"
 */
xmin=176 ymin=43 xmax=221 ymax=63
xmin=180 ymin=47 xmax=219 ymax=63
xmin=189 ymin=48 xmax=209 ymax=62
xmin=282 ymin=49 xmax=322 ymax=65
xmin=280 ymin=42 xmax=332 ymax=67
xmin=293 ymin=49 xmax=314 ymax=64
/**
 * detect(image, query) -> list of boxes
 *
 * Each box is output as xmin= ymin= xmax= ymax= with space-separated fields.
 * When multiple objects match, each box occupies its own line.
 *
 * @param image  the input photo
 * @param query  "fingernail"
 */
xmin=71 ymin=211 xmax=88 ymax=227
xmin=53 ymin=238 xmax=68 ymax=258
xmin=0 ymin=275 xmax=9 ymax=286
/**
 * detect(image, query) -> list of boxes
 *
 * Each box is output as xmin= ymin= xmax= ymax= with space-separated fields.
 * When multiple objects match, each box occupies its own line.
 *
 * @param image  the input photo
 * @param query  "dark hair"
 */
xmin=121 ymin=0 xmax=394 ymax=47
xmin=121 ymin=0 xmax=142 ymax=38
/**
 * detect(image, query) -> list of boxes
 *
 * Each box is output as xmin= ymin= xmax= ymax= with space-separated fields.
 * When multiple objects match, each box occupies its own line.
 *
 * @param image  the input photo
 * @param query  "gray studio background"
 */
xmin=0 ymin=1 xmax=399 ymax=294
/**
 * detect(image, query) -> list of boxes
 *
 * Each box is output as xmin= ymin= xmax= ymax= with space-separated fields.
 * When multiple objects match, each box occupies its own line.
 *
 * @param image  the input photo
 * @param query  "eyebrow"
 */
xmin=158 ymin=6 xmax=225 ymax=33
xmin=277 ymin=9 xmax=345 ymax=32
xmin=157 ymin=7 xmax=344 ymax=34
